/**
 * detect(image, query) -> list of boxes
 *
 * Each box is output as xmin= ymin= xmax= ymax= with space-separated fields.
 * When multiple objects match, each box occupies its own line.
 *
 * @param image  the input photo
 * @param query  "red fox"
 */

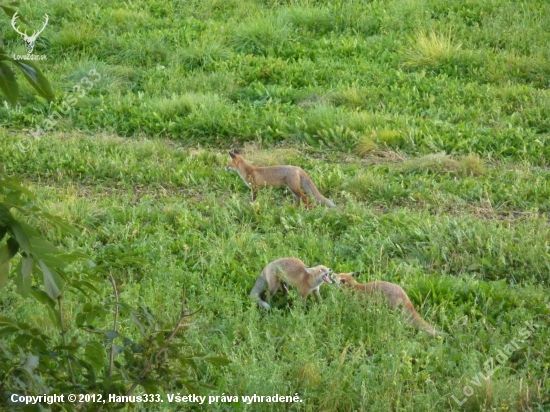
xmin=332 ymin=272 xmax=441 ymax=337
xmin=250 ymin=258 xmax=333 ymax=309
xmin=226 ymin=150 xmax=336 ymax=208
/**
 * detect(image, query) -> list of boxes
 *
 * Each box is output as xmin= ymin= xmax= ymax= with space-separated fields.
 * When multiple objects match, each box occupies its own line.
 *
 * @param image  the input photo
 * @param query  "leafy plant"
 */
xmin=0 ymin=3 xmax=55 ymax=105
xmin=0 ymin=171 xmax=229 ymax=409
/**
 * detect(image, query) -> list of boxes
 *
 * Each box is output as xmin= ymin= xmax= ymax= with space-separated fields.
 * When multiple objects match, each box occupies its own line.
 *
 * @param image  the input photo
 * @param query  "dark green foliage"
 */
xmin=0 ymin=5 xmax=54 ymax=104
xmin=0 ymin=173 xmax=228 ymax=410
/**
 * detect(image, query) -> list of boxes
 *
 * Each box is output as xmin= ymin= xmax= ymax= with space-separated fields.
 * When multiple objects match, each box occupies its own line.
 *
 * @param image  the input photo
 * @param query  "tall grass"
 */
xmin=2 ymin=0 xmax=549 ymax=163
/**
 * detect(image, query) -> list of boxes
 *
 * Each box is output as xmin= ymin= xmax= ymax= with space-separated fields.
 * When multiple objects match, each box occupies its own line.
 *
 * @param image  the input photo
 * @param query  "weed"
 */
xmin=402 ymin=29 xmax=462 ymax=70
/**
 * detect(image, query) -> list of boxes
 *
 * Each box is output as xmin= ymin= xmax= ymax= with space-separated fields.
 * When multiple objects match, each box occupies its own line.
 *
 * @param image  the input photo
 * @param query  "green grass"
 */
xmin=1 ymin=0 xmax=549 ymax=161
xmin=1 ymin=0 xmax=550 ymax=410
xmin=1 ymin=132 xmax=549 ymax=410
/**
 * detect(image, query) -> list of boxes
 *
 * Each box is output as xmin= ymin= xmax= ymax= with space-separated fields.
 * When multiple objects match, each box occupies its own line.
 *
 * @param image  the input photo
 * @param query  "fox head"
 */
xmin=226 ymin=150 xmax=243 ymax=171
xmin=305 ymin=265 xmax=333 ymax=284
xmin=330 ymin=272 xmax=361 ymax=287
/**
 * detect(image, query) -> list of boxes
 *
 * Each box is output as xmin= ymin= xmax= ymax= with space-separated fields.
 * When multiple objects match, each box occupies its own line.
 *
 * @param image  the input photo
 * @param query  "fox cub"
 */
xmin=226 ymin=150 xmax=336 ymax=208
xmin=332 ymin=272 xmax=441 ymax=337
xmin=250 ymin=258 xmax=333 ymax=309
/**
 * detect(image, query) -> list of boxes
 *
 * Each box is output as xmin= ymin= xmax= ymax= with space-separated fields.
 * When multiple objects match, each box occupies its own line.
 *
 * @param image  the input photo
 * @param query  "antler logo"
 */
xmin=11 ymin=12 xmax=49 ymax=54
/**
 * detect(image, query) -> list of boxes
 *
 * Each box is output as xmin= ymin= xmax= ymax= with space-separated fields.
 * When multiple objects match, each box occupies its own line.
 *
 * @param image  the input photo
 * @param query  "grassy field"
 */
xmin=1 ymin=0 xmax=550 ymax=410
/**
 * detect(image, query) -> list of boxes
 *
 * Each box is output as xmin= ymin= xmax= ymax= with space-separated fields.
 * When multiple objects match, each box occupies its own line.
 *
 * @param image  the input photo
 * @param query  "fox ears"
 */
xmin=229 ymin=148 xmax=242 ymax=158
xmin=351 ymin=272 xmax=361 ymax=278
xmin=305 ymin=267 xmax=318 ymax=276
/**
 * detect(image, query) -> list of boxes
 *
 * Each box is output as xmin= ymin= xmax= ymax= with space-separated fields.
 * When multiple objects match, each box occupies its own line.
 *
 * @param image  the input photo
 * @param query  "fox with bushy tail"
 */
xmin=332 ymin=272 xmax=442 ymax=337
xmin=251 ymin=258 xmax=333 ymax=309
xmin=226 ymin=150 xmax=336 ymax=208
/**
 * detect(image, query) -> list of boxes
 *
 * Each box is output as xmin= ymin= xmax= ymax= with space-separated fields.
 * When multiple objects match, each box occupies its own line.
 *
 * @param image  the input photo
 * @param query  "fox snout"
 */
xmin=329 ymin=272 xmax=356 ymax=287
xmin=321 ymin=268 xmax=333 ymax=284
xmin=329 ymin=272 xmax=342 ymax=287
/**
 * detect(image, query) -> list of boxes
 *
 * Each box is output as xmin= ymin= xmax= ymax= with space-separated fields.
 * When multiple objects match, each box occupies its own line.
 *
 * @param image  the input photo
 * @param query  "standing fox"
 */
xmin=226 ymin=150 xmax=336 ymax=208
xmin=250 ymin=258 xmax=333 ymax=309
xmin=331 ymin=272 xmax=441 ymax=337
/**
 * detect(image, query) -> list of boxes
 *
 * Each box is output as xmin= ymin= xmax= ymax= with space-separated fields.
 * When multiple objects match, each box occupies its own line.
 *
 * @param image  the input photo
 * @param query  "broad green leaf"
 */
xmin=0 ymin=4 xmax=29 ymax=25
xmin=29 ymin=236 xmax=63 ymax=257
xmin=0 ymin=61 xmax=18 ymax=106
xmin=0 ymin=326 xmax=19 ymax=336
xmin=0 ymin=176 xmax=35 ymax=199
xmin=0 ymin=244 xmax=10 ymax=290
xmin=36 ymin=254 xmax=68 ymax=270
xmin=0 ymin=204 xmax=12 ymax=225
xmin=7 ymin=237 xmax=19 ymax=258
xmin=84 ymin=341 xmax=106 ymax=370
xmin=86 ymin=310 xmax=98 ymax=325
xmin=0 ymin=54 xmax=12 ymax=62
xmin=71 ymin=280 xmax=101 ymax=295
xmin=155 ymin=330 xmax=168 ymax=346
xmin=0 ymin=226 xmax=6 ymax=242
xmin=15 ymin=254 xmax=33 ymax=296
xmin=75 ymin=312 xmax=86 ymax=327
xmin=29 ymin=336 xmax=48 ymax=352
xmin=29 ymin=237 xmax=72 ymax=268
xmin=5 ymin=189 xmax=23 ymax=208
xmin=105 ymin=330 xmax=119 ymax=340
xmin=14 ymin=333 xmax=34 ymax=347
xmin=69 ymin=282 xmax=91 ymax=297
xmin=38 ymin=260 xmax=64 ymax=300
xmin=76 ymin=358 xmax=97 ymax=382
xmin=130 ymin=311 xmax=147 ymax=336
xmin=0 ymin=4 xmax=19 ymax=19
xmin=13 ymin=220 xmax=40 ymax=238
xmin=112 ymin=344 xmax=124 ymax=356
xmin=21 ymin=253 xmax=33 ymax=276
xmin=12 ymin=60 xmax=55 ymax=101
xmin=9 ymin=219 xmax=31 ymax=254
xmin=30 ymin=289 xmax=55 ymax=309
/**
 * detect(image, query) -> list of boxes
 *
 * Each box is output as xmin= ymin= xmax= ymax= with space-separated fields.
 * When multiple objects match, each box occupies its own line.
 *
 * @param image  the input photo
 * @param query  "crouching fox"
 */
xmin=332 ymin=272 xmax=442 ymax=337
xmin=250 ymin=258 xmax=333 ymax=309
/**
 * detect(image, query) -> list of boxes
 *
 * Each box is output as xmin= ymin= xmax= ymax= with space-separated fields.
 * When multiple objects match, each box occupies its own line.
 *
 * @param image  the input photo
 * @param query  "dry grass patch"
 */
xmin=457 ymin=153 xmax=486 ymax=176
xmin=233 ymin=143 xmax=301 ymax=166
xmin=400 ymin=152 xmax=486 ymax=176
xmin=402 ymin=29 xmax=462 ymax=70
xmin=355 ymin=129 xmax=402 ymax=156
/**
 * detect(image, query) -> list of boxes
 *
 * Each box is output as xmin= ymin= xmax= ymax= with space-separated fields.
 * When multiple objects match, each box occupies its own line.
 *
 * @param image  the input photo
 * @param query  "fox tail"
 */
xmin=300 ymin=174 xmax=336 ymax=208
xmin=404 ymin=302 xmax=440 ymax=337
xmin=250 ymin=272 xmax=271 ymax=309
